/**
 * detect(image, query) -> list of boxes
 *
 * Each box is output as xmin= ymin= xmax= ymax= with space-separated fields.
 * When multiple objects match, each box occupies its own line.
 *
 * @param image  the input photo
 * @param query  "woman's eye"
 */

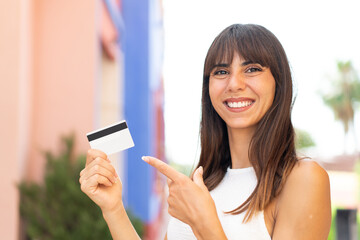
xmin=246 ymin=67 xmax=262 ymax=73
xmin=214 ymin=70 xmax=228 ymax=75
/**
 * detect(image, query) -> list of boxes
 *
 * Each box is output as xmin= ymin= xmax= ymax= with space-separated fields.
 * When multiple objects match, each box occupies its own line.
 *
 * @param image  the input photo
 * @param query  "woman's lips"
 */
xmin=223 ymin=97 xmax=255 ymax=112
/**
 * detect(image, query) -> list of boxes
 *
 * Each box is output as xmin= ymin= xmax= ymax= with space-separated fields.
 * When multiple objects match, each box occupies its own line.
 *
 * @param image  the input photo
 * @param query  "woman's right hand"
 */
xmin=79 ymin=149 xmax=123 ymax=213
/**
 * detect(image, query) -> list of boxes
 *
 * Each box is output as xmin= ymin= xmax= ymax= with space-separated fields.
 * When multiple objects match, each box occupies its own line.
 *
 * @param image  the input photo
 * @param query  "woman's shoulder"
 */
xmin=272 ymin=159 xmax=331 ymax=239
xmin=279 ymin=159 xmax=330 ymax=203
xmin=285 ymin=159 xmax=330 ymax=189
xmin=273 ymin=159 xmax=331 ymax=216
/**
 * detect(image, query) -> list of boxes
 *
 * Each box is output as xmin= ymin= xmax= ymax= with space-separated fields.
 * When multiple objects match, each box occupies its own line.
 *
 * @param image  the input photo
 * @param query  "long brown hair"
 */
xmin=196 ymin=24 xmax=298 ymax=222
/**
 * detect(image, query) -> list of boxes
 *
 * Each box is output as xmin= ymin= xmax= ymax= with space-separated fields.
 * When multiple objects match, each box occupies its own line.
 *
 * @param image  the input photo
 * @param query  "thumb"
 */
xmin=193 ymin=166 xmax=206 ymax=190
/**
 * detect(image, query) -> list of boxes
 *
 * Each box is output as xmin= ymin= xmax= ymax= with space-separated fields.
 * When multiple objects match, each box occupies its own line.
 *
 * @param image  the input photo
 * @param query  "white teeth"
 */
xmin=227 ymin=101 xmax=253 ymax=108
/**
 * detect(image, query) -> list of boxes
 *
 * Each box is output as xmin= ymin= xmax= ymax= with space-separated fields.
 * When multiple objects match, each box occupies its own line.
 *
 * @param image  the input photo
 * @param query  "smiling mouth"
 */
xmin=225 ymin=100 xmax=254 ymax=108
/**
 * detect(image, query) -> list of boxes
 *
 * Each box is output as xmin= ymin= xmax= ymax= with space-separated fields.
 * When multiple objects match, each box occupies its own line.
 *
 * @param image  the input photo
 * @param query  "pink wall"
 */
xmin=0 ymin=0 xmax=99 ymax=238
xmin=27 ymin=0 xmax=99 ymax=181
xmin=0 ymin=0 xmax=22 ymax=238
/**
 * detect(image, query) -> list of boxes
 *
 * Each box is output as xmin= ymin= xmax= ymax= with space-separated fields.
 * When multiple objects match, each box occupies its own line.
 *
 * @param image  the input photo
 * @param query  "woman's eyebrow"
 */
xmin=241 ymin=60 xmax=255 ymax=66
xmin=212 ymin=63 xmax=229 ymax=68
xmin=212 ymin=61 xmax=259 ymax=69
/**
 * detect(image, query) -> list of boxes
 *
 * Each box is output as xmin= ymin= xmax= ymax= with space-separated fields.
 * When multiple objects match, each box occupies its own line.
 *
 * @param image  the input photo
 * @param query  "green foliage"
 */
xmin=126 ymin=209 xmax=145 ymax=237
xmin=18 ymin=135 xmax=111 ymax=239
xmin=358 ymin=214 xmax=360 ymax=240
xmin=169 ymin=160 xmax=193 ymax=177
xmin=295 ymin=128 xmax=315 ymax=150
xmin=18 ymin=135 xmax=144 ymax=239
xmin=321 ymin=60 xmax=360 ymax=134
xmin=327 ymin=207 xmax=337 ymax=240
xmin=355 ymin=160 xmax=360 ymax=202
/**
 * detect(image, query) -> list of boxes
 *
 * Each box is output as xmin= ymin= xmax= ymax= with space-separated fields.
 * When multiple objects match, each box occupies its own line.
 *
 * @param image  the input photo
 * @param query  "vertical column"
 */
xmin=99 ymin=0 xmax=126 ymax=186
xmin=0 ymin=0 xmax=29 ymax=238
xmin=122 ymin=0 xmax=152 ymax=221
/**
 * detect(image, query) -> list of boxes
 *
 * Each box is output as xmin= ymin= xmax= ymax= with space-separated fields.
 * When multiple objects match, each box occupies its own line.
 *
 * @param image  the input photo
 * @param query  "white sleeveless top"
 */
xmin=167 ymin=167 xmax=271 ymax=240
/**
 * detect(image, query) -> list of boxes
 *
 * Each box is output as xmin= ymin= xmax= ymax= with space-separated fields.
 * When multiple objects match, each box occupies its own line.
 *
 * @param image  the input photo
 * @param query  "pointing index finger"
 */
xmin=142 ymin=156 xmax=183 ymax=182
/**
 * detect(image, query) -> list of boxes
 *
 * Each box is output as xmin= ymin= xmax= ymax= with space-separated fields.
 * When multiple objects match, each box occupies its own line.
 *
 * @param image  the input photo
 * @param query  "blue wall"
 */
xmin=104 ymin=0 xmax=161 ymax=223
xmin=122 ymin=0 xmax=154 ymax=222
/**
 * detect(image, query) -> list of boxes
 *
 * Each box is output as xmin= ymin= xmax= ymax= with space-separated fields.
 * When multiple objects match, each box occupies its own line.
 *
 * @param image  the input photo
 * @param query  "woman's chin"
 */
xmin=225 ymin=122 xmax=257 ymax=132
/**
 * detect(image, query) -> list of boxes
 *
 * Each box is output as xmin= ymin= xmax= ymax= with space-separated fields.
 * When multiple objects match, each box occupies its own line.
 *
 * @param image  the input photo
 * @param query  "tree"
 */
xmin=18 ymin=135 xmax=144 ymax=239
xmin=321 ymin=60 xmax=360 ymax=152
xmin=295 ymin=128 xmax=315 ymax=150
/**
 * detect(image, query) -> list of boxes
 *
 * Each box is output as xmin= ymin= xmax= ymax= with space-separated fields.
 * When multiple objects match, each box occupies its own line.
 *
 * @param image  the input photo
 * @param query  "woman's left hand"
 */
xmin=142 ymin=156 xmax=226 ymax=239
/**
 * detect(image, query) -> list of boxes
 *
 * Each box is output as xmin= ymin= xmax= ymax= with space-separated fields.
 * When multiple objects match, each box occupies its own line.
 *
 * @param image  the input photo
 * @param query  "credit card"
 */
xmin=86 ymin=120 xmax=135 ymax=155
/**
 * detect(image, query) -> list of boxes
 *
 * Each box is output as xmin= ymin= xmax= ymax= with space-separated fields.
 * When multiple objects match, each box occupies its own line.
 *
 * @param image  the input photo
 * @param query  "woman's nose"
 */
xmin=227 ymin=73 xmax=246 ymax=92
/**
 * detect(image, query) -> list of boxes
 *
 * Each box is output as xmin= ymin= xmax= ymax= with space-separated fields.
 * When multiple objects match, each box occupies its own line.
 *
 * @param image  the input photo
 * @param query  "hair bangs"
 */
xmin=204 ymin=33 xmax=236 ymax=78
xmin=204 ymin=24 xmax=275 ymax=78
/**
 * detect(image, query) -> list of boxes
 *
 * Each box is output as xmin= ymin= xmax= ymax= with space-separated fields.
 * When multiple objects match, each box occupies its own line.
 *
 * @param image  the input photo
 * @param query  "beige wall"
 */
xmin=100 ymin=51 xmax=125 ymax=179
xmin=0 ymin=0 xmax=99 ymax=238
xmin=28 ymin=0 xmax=98 ymax=181
xmin=0 ymin=0 xmax=23 ymax=238
xmin=329 ymin=171 xmax=359 ymax=208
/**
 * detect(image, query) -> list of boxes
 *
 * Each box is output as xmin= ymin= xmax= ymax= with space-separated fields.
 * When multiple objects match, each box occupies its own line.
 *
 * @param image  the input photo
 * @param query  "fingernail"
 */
xmin=199 ymin=166 xmax=203 ymax=175
xmin=142 ymin=156 xmax=149 ymax=163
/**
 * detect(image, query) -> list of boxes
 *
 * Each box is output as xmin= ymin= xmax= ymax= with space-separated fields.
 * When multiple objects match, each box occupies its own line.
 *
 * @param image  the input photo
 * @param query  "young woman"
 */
xmin=79 ymin=24 xmax=331 ymax=239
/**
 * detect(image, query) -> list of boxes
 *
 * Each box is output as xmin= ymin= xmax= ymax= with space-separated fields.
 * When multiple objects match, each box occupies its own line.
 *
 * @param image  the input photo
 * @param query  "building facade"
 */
xmin=0 ymin=0 xmax=165 ymax=239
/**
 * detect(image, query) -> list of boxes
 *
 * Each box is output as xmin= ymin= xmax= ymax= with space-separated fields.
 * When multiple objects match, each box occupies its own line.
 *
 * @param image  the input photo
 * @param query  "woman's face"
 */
xmin=209 ymin=53 xmax=276 ymax=132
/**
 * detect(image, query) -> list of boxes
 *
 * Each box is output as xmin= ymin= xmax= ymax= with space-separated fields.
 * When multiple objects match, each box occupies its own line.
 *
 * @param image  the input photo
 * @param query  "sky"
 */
xmin=162 ymin=0 xmax=360 ymax=166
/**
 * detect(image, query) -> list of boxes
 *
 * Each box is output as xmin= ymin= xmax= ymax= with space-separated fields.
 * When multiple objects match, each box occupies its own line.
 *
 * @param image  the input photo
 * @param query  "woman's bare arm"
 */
xmin=272 ymin=160 xmax=331 ymax=239
xmin=80 ymin=149 xmax=140 ymax=240
xmin=102 ymin=204 xmax=140 ymax=240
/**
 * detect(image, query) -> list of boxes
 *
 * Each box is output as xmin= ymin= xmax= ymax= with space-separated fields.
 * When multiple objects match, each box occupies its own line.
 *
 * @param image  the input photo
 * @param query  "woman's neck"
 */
xmin=227 ymin=126 xmax=255 ymax=169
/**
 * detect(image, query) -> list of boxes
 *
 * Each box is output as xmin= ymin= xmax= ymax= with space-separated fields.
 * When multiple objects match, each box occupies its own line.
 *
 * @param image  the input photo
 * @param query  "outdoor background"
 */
xmin=164 ymin=0 xmax=360 ymax=164
xmin=0 ymin=0 xmax=359 ymax=239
